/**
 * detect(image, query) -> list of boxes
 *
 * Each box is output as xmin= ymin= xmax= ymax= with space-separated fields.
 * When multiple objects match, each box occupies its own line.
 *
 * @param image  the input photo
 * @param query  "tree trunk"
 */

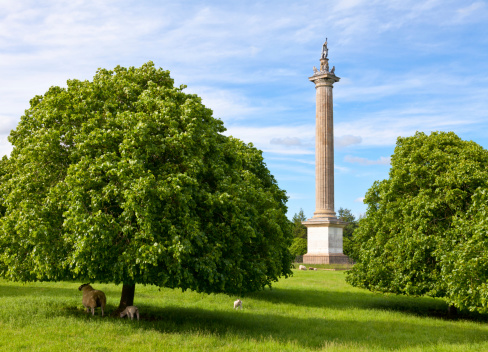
xmin=112 ymin=283 xmax=135 ymax=316
xmin=448 ymin=304 xmax=457 ymax=317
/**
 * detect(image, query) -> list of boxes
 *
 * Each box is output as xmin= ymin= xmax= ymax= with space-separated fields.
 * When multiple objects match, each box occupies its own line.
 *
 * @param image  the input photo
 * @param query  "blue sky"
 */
xmin=1 ymin=0 xmax=487 ymax=219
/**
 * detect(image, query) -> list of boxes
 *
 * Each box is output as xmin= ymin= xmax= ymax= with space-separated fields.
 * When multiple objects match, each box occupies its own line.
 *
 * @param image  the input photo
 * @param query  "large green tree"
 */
xmin=346 ymin=131 xmax=488 ymax=313
xmin=0 ymin=62 xmax=293 ymax=312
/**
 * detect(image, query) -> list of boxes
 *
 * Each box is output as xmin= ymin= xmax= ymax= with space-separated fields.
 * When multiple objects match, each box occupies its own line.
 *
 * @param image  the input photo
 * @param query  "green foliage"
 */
xmin=289 ymin=237 xmax=307 ymax=257
xmin=288 ymin=209 xmax=307 ymax=257
xmin=346 ymin=131 xmax=488 ymax=313
xmin=440 ymin=189 xmax=488 ymax=313
xmin=337 ymin=207 xmax=358 ymax=258
xmin=0 ymin=62 xmax=293 ymax=295
xmin=291 ymin=208 xmax=307 ymax=239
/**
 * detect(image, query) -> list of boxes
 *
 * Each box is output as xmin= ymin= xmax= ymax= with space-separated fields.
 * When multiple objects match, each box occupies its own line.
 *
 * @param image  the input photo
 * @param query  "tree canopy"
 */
xmin=346 ymin=131 xmax=488 ymax=313
xmin=0 ymin=62 xmax=293 ymax=309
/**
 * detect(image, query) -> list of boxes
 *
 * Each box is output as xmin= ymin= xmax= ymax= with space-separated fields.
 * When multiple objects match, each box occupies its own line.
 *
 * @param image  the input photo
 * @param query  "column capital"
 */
xmin=309 ymin=73 xmax=340 ymax=86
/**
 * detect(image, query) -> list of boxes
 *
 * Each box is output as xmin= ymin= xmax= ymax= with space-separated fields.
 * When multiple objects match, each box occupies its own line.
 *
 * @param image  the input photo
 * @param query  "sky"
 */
xmin=1 ymin=0 xmax=487 ymax=220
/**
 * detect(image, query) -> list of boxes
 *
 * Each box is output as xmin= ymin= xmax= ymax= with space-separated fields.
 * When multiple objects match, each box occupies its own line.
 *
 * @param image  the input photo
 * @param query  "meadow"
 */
xmin=1 ymin=269 xmax=487 ymax=351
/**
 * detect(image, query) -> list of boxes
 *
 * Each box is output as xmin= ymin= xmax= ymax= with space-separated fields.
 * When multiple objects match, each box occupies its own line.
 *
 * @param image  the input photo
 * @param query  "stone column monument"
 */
xmin=302 ymin=39 xmax=349 ymax=265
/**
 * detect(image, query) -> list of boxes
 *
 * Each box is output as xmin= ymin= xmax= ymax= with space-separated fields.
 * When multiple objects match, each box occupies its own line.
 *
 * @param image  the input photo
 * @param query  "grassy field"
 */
xmin=293 ymin=263 xmax=354 ymax=270
xmin=1 ymin=270 xmax=487 ymax=351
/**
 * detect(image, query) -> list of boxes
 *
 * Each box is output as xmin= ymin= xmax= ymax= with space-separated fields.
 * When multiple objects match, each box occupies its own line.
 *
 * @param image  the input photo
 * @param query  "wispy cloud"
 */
xmin=185 ymin=86 xmax=261 ymax=122
xmin=335 ymin=165 xmax=351 ymax=173
xmin=455 ymin=1 xmax=487 ymax=22
xmin=224 ymin=125 xmax=314 ymax=155
xmin=1 ymin=0 xmax=487 ymax=221
xmin=336 ymin=135 xmax=362 ymax=148
xmin=344 ymin=155 xmax=391 ymax=165
xmin=270 ymin=137 xmax=303 ymax=146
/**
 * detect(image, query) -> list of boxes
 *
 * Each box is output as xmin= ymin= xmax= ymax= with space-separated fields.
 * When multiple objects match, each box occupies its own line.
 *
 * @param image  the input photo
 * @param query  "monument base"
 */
xmin=303 ymin=253 xmax=350 ymax=264
xmin=302 ymin=217 xmax=350 ymax=264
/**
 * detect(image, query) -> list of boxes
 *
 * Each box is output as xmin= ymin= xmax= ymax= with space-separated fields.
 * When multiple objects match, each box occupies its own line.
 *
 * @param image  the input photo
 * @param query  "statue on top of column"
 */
xmin=321 ymin=38 xmax=328 ymax=59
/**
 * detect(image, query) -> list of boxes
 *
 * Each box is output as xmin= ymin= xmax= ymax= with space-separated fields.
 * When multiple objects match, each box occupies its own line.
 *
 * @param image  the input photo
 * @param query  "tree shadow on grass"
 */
xmin=248 ymin=287 xmax=488 ymax=322
xmin=0 ymin=285 xmax=77 ymax=298
xmin=100 ymin=305 xmax=488 ymax=350
xmin=59 ymin=302 xmax=488 ymax=350
xmin=0 ymin=283 xmax=121 ymax=298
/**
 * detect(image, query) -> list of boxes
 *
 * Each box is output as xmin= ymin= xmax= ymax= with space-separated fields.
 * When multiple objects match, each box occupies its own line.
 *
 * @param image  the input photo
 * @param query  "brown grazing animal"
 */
xmin=78 ymin=283 xmax=106 ymax=316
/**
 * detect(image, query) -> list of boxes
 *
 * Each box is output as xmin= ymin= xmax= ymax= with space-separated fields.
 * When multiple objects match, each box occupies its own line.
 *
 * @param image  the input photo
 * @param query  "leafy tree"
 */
xmin=291 ymin=208 xmax=307 ymax=239
xmin=288 ymin=209 xmax=307 ymax=258
xmin=289 ymin=237 xmax=307 ymax=258
xmin=0 ymin=62 xmax=293 ymax=313
xmin=337 ymin=207 xmax=358 ymax=258
xmin=346 ymin=131 xmax=488 ymax=313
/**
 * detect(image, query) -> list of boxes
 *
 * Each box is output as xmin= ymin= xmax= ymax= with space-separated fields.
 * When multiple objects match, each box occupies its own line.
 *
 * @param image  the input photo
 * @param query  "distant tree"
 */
xmin=289 ymin=237 xmax=308 ymax=258
xmin=292 ymin=209 xmax=307 ymax=239
xmin=346 ymin=131 xmax=488 ymax=313
xmin=337 ymin=207 xmax=359 ymax=258
xmin=289 ymin=209 xmax=308 ymax=258
xmin=0 ymin=62 xmax=293 ymax=314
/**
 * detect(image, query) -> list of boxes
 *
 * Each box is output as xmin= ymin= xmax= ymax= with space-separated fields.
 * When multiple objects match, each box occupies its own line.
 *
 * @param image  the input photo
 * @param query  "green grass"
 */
xmin=0 ymin=271 xmax=487 ymax=351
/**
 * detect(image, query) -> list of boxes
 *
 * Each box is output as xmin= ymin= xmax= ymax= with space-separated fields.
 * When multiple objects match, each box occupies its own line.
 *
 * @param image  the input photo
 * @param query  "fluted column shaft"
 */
xmin=314 ymin=80 xmax=335 ymax=218
xmin=309 ymin=68 xmax=339 ymax=219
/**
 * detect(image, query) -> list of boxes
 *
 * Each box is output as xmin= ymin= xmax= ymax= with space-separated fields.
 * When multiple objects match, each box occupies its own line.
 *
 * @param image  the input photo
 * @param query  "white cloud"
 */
xmin=185 ymin=86 xmax=260 ymax=122
xmin=335 ymin=100 xmax=486 ymax=148
xmin=270 ymin=137 xmax=303 ymax=146
xmin=335 ymin=165 xmax=351 ymax=173
xmin=0 ymin=116 xmax=18 ymax=135
xmin=344 ymin=155 xmax=391 ymax=165
xmin=267 ymin=156 xmax=315 ymax=165
xmin=0 ymin=135 xmax=13 ymax=157
xmin=335 ymin=135 xmax=362 ymax=148
xmin=354 ymin=197 xmax=365 ymax=203
xmin=267 ymin=163 xmax=314 ymax=176
xmin=455 ymin=1 xmax=487 ymax=22
xmin=333 ymin=0 xmax=365 ymax=12
xmin=287 ymin=193 xmax=312 ymax=200
xmin=224 ymin=125 xmax=314 ymax=155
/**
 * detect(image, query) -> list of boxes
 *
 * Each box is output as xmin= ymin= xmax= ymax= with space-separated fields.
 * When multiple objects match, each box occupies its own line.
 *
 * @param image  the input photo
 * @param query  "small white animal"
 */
xmin=234 ymin=299 xmax=242 ymax=310
xmin=120 ymin=306 xmax=139 ymax=321
xmin=299 ymin=265 xmax=307 ymax=271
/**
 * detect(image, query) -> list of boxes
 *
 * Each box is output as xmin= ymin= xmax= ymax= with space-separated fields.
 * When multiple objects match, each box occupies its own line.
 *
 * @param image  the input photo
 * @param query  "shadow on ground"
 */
xmin=248 ymin=286 xmax=488 ymax=322
xmin=58 ymin=289 xmax=488 ymax=350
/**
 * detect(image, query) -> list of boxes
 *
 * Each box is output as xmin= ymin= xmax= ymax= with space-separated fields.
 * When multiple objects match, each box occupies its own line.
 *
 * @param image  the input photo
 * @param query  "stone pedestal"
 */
xmin=302 ymin=218 xmax=349 ymax=264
